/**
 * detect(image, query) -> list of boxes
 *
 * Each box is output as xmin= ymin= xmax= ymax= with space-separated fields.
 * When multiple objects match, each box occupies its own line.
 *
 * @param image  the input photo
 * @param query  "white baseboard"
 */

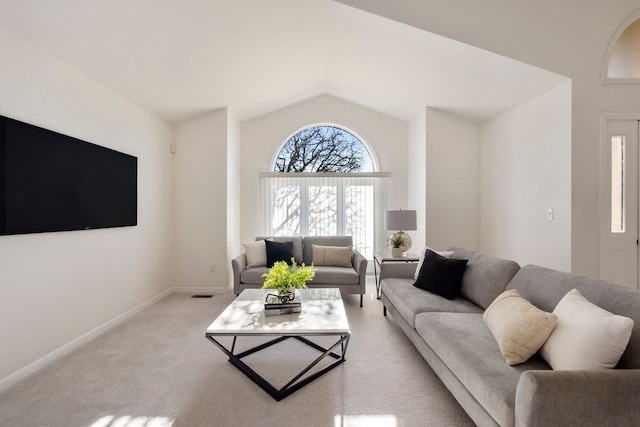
xmin=0 ymin=286 xmax=230 ymax=392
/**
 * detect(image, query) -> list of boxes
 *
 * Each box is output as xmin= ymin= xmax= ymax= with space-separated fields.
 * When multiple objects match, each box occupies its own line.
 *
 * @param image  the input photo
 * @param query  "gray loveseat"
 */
xmin=380 ymin=247 xmax=640 ymax=427
xmin=231 ymin=236 xmax=368 ymax=306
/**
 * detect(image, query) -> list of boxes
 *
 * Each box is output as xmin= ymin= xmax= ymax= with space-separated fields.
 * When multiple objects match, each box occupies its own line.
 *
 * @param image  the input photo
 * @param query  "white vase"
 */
xmin=391 ymin=247 xmax=403 ymax=257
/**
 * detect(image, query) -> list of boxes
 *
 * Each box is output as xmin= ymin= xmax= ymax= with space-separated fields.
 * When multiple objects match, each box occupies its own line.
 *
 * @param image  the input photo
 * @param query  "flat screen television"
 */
xmin=0 ymin=115 xmax=137 ymax=235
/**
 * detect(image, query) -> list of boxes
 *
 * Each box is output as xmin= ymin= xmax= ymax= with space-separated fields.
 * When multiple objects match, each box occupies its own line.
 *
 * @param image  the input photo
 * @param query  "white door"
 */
xmin=600 ymin=116 xmax=640 ymax=290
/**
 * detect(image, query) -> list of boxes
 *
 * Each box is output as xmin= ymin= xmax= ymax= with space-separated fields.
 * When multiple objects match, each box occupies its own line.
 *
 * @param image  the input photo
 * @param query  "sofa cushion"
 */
xmin=256 ymin=236 xmax=303 ymax=263
xmin=312 ymin=266 xmax=359 ymax=285
xmin=302 ymin=236 xmax=353 ymax=265
xmin=413 ymin=249 xmax=467 ymax=300
xmin=540 ymin=288 xmax=634 ymax=370
xmin=382 ymin=278 xmax=482 ymax=328
xmin=449 ymin=247 xmax=521 ymax=310
xmin=506 ymin=264 xmax=640 ymax=369
xmin=483 ymin=289 xmax=557 ymax=365
xmin=312 ymin=244 xmax=352 ymax=267
xmin=415 ymin=312 xmax=551 ymax=427
xmin=265 ymin=240 xmax=294 ymax=267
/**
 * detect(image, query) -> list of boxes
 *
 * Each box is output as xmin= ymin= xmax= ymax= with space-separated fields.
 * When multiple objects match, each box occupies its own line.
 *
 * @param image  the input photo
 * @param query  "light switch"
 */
xmin=547 ymin=209 xmax=554 ymax=221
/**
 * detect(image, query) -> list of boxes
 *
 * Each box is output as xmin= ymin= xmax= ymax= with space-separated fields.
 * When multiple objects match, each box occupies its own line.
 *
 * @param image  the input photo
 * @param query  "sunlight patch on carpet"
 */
xmin=334 ymin=414 xmax=397 ymax=427
xmin=89 ymin=415 xmax=174 ymax=427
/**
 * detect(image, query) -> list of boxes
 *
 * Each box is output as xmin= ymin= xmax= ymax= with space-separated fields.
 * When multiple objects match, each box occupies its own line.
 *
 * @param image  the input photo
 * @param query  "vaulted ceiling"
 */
xmin=3 ymin=0 xmax=628 ymax=124
xmin=337 ymin=0 xmax=640 ymax=78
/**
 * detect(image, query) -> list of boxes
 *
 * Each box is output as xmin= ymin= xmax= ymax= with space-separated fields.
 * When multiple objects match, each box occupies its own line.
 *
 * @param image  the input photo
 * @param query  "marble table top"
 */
xmin=206 ymin=288 xmax=350 ymax=335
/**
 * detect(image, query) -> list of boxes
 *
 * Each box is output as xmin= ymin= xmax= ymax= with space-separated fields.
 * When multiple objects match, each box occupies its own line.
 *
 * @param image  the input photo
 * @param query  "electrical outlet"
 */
xmin=210 ymin=264 xmax=216 ymax=272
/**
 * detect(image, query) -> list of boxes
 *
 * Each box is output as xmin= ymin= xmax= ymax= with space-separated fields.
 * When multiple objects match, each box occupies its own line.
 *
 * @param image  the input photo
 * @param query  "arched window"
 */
xmin=607 ymin=19 xmax=640 ymax=80
xmin=274 ymin=125 xmax=374 ymax=172
xmin=603 ymin=11 xmax=640 ymax=83
xmin=261 ymin=125 xmax=387 ymax=259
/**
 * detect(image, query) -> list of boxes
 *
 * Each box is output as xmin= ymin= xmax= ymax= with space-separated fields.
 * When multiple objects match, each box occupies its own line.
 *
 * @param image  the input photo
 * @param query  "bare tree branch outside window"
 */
xmin=275 ymin=126 xmax=372 ymax=173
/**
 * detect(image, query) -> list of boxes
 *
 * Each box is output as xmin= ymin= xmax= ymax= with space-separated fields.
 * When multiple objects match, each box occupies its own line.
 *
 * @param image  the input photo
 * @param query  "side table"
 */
xmin=373 ymin=251 xmax=421 ymax=298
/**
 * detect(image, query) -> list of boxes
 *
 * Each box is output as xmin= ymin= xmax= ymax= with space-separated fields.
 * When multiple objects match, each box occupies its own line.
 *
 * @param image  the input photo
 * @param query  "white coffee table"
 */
xmin=205 ymin=288 xmax=351 ymax=401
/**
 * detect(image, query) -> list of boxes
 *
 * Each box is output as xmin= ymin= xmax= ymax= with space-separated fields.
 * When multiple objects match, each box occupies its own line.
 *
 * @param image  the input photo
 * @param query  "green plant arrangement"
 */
xmin=388 ymin=233 xmax=407 ymax=249
xmin=262 ymin=258 xmax=316 ymax=293
xmin=387 ymin=233 xmax=408 ymax=257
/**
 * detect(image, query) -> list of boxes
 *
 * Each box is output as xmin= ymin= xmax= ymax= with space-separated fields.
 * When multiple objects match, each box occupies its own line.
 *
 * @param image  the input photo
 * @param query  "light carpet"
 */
xmin=0 ymin=286 xmax=474 ymax=427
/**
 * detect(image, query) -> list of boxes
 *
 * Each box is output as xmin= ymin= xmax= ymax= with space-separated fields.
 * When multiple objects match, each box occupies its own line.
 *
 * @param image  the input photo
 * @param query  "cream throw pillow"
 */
xmin=483 ymin=289 xmax=558 ymax=365
xmin=312 ymin=245 xmax=352 ymax=267
xmin=243 ymin=240 xmax=267 ymax=268
xmin=540 ymin=289 xmax=634 ymax=370
xmin=414 ymin=246 xmax=455 ymax=279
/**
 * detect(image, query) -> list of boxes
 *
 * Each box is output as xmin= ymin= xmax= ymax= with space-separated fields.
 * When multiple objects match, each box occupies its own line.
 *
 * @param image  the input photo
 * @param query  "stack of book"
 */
xmin=264 ymin=299 xmax=302 ymax=316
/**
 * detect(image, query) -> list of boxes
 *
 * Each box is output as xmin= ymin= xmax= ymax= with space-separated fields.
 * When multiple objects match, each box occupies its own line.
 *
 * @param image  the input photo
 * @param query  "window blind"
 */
xmin=260 ymin=172 xmax=389 ymax=259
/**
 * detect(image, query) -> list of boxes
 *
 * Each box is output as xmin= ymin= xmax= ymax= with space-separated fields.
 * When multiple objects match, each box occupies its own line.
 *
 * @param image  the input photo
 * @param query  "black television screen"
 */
xmin=0 ymin=115 xmax=137 ymax=235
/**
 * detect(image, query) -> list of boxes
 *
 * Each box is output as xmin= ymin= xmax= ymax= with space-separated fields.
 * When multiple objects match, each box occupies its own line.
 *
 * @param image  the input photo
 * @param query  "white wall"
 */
xmin=173 ymin=109 xmax=230 ymax=291
xmin=481 ymin=81 xmax=572 ymax=271
xmin=226 ymin=111 xmax=242 ymax=285
xmin=425 ymin=108 xmax=480 ymax=251
xmin=240 ymin=94 xmax=408 ymax=252
xmin=0 ymin=27 xmax=173 ymax=381
xmin=407 ymin=111 xmax=427 ymax=251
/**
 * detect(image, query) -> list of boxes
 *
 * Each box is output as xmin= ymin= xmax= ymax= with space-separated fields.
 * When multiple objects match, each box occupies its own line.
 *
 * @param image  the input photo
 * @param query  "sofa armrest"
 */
xmin=379 ymin=262 xmax=417 ymax=281
xmin=231 ymin=253 xmax=247 ymax=295
xmin=352 ymin=249 xmax=368 ymax=292
xmin=515 ymin=369 xmax=640 ymax=427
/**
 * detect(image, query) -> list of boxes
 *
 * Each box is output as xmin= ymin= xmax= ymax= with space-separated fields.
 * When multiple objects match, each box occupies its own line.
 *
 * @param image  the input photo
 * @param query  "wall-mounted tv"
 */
xmin=0 ymin=115 xmax=137 ymax=235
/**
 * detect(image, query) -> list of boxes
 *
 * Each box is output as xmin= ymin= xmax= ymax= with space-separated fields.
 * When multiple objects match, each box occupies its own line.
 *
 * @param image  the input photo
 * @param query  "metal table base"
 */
xmin=206 ymin=333 xmax=350 ymax=401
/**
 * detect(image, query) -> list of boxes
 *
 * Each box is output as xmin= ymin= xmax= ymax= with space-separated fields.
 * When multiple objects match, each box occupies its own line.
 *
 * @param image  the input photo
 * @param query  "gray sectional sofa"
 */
xmin=231 ymin=235 xmax=368 ymax=306
xmin=380 ymin=247 xmax=640 ymax=427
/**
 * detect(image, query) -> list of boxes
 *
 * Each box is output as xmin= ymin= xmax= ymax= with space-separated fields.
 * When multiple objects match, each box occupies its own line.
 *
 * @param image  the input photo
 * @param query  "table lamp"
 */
xmin=385 ymin=209 xmax=417 ymax=256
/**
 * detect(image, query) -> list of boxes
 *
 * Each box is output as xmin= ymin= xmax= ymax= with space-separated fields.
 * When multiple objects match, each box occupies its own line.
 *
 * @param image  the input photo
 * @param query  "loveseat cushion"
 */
xmin=240 ymin=265 xmax=359 ymax=286
xmin=312 ymin=266 xmax=359 ymax=285
xmin=240 ymin=267 xmax=270 ymax=285
xmin=449 ymin=247 xmax=521 ymax=309
xmin=415 ymin=312 xmax=550 ymax=427
xmin=382 ymin=278 xmax=482 ymax=328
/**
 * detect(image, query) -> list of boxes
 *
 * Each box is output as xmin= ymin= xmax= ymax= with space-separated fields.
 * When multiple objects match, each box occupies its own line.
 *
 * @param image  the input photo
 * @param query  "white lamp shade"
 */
xmin=385 ymin=210 xmax=417 ymax=231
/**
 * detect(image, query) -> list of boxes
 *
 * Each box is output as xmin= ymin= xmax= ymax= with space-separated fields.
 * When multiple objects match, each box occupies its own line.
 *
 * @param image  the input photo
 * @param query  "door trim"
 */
xmin=599 ymin=113 xmax=640 ymax=289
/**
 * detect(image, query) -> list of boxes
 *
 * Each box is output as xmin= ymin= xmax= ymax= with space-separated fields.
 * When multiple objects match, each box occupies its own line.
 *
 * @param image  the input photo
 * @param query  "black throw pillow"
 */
xmin=265 ymin=240 xmax=294 ymax=267
xmin=413 ymin=249 xmax=468 ymax=300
